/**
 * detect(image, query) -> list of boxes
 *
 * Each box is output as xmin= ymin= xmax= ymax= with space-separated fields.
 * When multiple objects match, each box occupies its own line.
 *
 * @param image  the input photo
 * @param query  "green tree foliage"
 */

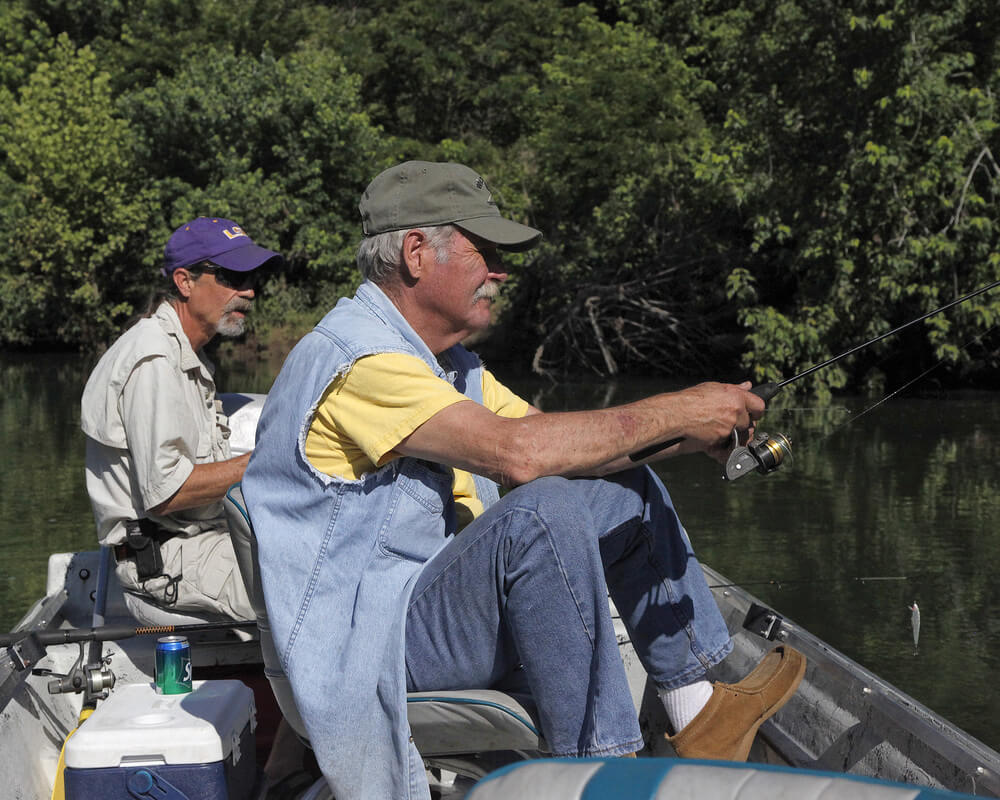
xmin=649 ymin=0 xmax=1000 ymax=395
xmin=0 ymin=0 xmax=997 ymax=395
xmin=0 ymin=35 xmax=152 ymax=346
xmin=124 ymin=44 xmax=383 ymax=293
xmin=332 ymin=0 xmax=583 ymax=148
xmin=0 ymin=3 xmax=52 ymax=92
xmin=512 ymin=14 xmax=726 ymax=377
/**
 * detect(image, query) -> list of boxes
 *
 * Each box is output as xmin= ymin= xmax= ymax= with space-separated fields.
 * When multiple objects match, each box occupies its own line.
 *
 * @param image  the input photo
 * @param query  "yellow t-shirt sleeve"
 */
xmin=481 ymin=368 xmax=532 ymax=418
xmin=305 ymin=353 xmax=469 ymax=479
xmin=304 ymin=353 xmax=532 ymax=529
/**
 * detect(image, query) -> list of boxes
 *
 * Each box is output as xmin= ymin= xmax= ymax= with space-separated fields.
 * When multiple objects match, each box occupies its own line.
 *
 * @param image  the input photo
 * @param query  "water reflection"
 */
xmin=1 ymin=357 xmax=998 ymax=750
xmin=0 ymin=353 xmax=97 ymax=628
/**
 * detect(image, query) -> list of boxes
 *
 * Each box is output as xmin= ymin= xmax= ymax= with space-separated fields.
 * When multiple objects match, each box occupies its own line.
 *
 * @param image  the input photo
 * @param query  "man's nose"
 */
xmin=487 ymin=252 xmax=508 ymax=281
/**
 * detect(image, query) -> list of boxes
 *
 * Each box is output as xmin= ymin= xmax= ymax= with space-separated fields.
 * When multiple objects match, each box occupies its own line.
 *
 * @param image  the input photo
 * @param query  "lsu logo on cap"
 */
xmin=223 ymin=226 xmax=248 ymax=240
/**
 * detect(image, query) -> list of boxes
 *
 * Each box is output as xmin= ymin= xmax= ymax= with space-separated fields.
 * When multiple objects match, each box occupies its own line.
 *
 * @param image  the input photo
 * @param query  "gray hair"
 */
xmin=142 ymin=262 xmax=210 ymax=317
xmin=357 ymin=225 xmax=457 ymax=285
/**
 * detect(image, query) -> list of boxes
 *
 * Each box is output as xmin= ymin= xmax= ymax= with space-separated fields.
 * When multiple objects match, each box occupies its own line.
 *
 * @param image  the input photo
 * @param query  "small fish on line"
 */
xmin=909 ymin=602 xmax=920 ymax=654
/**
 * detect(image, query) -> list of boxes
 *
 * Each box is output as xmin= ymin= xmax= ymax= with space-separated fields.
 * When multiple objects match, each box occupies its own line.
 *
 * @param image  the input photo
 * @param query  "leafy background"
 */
xmin=1 ymin=0 xmax=998 ymax=398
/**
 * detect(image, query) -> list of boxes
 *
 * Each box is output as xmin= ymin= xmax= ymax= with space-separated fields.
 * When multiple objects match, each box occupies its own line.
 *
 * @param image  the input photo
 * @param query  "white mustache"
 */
xmin=473 ymin=282 xmax=500 ymax=302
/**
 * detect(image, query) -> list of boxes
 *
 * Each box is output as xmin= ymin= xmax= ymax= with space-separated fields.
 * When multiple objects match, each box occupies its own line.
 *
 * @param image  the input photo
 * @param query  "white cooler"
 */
xmin=63 ymin=680 xmax=257 ymax=800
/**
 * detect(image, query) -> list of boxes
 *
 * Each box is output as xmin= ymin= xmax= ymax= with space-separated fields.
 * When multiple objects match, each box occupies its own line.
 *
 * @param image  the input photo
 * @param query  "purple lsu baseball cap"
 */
xmin=163 ymin=217 xmax=283 ymax=275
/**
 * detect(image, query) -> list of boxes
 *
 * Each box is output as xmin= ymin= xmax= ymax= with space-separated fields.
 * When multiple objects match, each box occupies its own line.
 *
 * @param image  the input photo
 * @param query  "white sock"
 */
xmin=658 ymin=680 xmax=714 ymax=733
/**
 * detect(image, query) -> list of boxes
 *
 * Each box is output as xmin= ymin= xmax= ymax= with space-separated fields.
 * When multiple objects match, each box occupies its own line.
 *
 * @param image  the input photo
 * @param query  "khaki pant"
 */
xmin=115 ymin=529 xmax=254 ymax=622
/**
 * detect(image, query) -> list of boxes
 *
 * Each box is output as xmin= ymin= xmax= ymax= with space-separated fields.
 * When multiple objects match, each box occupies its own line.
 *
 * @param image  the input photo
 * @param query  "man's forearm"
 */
xmin=149 ymin=452 xmax=252 ymax=515
xmin=398 ymin=382 xmax=765 ymax=488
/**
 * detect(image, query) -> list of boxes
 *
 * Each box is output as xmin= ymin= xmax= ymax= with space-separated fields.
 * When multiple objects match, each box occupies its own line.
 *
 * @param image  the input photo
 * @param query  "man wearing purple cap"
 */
xmin=81 ymin=217 xmax=282 ymax=622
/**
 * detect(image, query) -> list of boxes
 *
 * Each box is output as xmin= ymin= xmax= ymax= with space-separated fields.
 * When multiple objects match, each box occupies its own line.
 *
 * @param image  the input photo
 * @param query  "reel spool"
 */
xmin=725 ymin=431 xmax=792 ymax=481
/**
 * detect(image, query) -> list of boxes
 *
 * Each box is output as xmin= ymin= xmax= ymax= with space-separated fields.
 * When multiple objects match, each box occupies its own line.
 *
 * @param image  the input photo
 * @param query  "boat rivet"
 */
xmin=977 ymin=767 xmax=986 ymax=775
xmin=723 ymin=590 xmax=731 ymax=597
xmin=862 ymin=687 xmax=872 ymax=695
xmin=79 ymin=568 xmax=90 ymax=580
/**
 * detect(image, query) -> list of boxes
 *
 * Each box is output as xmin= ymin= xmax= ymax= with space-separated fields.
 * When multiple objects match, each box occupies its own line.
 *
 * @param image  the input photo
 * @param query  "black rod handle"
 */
xmin=629 ymin=437 xmax=684 ymax=462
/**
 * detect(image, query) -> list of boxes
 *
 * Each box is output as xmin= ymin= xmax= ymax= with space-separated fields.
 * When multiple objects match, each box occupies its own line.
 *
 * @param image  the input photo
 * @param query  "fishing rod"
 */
xmin=750 ymin=277 xmax=1000 ymax=402
xmin=631 ymin=278 xmax=1000 ymax=471
xmin=0 ymin=618 xmax=256 ymax=648
xmin=3 ymin=619 xmax=257 ymax=701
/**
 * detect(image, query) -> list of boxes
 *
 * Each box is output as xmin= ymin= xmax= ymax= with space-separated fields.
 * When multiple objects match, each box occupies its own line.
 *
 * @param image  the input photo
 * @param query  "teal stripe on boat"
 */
xmin=405 ymin=696 xmax=541 ymax=737
xmin=580 ymin=759 xmax=676 ymax=800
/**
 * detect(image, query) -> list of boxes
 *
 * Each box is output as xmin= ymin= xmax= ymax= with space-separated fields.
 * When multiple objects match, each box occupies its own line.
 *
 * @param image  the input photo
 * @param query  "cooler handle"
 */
xmin=126 ymin=769 xmax=189 ymax=800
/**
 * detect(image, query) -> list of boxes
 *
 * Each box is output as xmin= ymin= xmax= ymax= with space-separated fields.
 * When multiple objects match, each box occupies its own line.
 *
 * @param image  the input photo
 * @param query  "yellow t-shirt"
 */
xmin=304 ymin=352 xmax=531 ymax=528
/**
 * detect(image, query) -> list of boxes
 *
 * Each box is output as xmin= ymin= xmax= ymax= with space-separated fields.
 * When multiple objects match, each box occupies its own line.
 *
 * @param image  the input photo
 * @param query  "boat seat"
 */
xmin=223 ymin=483 xmax=547 ymax=756
xmin=466 ymin=758 xmax=982 ymax=799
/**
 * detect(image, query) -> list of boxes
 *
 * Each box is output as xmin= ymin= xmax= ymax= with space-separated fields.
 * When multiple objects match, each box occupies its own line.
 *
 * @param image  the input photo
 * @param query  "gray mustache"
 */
xmin=224 ymin=298 xmax=253 ymax=314
xmin=473 ymin=283 xmax=500 ymax=302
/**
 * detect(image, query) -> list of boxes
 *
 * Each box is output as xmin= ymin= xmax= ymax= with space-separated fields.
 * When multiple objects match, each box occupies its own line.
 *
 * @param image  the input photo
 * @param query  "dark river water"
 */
xmin=2 ymin=352 xmax=999 ymax=751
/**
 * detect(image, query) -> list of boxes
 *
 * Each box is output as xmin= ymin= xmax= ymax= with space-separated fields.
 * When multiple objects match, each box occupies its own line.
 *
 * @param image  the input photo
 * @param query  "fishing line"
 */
xmin=808 ymin=321 xmax=1000 ymax=451
xmin=631 ymin=279 xmax=1000 ymax=465
xmin=708 ymin=576 xmax=910 ymax=589
xmin=752 ymin=278 xmax=1000 ymax=402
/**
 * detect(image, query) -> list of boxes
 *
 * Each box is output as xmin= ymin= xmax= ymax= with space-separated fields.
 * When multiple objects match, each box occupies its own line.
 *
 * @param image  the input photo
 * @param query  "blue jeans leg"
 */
xmin=403 ymin=467 xmax=730 ymax=756
xmin=587 ymin=467 xmax=733 ymax=688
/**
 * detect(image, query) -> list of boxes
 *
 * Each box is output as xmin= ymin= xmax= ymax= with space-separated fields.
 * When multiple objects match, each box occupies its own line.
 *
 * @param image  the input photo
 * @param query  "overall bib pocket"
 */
xmin=377 ymin=459 xmax=454 ymax=562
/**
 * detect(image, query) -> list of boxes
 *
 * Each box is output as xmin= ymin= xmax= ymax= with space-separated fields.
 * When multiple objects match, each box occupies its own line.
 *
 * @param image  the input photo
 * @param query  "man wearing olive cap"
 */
xmin=244 ymin=163 xmax=805 ymax=799
xmin=82 ymin=217 xmax=282 ymax=623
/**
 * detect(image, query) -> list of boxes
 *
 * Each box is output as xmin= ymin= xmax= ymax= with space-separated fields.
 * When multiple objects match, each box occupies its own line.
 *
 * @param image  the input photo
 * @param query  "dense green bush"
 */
xmin=0 ymin=0 xmax=997 ymax=395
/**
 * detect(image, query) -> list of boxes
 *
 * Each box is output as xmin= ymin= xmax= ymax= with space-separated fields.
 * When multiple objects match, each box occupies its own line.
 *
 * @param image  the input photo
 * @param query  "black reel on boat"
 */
xmin=725 ymin=431 xmax=792 ymax=481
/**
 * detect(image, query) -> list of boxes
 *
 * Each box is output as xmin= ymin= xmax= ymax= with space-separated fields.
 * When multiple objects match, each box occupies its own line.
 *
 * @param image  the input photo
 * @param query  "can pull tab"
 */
xmin=725 ymin=431 xmax=792 ymax=481
xmin=127 ymin=769 xmax=189 ymax=800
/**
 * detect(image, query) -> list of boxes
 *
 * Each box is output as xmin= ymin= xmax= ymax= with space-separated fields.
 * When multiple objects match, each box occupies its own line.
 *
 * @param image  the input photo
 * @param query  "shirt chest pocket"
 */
xmin=377 ymin=459 xmax=455 ymax=563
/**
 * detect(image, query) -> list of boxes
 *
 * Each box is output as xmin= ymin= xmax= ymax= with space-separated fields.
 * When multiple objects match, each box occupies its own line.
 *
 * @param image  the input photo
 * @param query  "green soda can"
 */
xmin=154 ymin=635 xmax=192 ymax=694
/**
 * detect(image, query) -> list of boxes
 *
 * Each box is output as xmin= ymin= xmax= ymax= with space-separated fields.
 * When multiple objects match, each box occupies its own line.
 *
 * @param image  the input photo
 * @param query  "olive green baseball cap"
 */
xmin=359 ymin=161 xmax=542 ymax=252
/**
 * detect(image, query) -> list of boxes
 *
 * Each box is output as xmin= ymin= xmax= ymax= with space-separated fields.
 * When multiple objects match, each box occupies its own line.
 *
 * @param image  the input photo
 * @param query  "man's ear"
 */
xmin=171 ymin=268 xmax=195 ymax=299
xmin=400 ymin=229 xmax=430 ymax=282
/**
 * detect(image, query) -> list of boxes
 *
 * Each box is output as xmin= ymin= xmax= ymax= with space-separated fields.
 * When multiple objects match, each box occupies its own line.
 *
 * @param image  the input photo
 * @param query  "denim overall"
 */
xmin=243 ymin=281 xmax=498 ymax=799
xmin=244 ymin=281 xmax=734 ymax=798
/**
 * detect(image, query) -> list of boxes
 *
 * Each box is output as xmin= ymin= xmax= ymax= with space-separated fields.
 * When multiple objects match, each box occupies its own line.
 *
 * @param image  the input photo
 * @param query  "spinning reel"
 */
xmin=724 ymin=430 xmax=792 ymax=481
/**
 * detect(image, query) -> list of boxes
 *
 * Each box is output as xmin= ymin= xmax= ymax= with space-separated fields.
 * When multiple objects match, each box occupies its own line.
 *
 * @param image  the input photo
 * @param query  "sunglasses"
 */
xmin=202 ymin=265 xmax=258 ymax=291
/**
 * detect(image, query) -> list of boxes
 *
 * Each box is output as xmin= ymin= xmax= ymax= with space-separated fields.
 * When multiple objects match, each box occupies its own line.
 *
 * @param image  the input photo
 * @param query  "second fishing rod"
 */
xmin=630 ymin=277 xmax=1000 ymax=472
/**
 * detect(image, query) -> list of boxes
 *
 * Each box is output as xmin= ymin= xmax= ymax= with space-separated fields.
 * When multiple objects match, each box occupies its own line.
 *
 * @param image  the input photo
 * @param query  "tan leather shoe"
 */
xmin=666 ymin=645 xmax=806 ymax=762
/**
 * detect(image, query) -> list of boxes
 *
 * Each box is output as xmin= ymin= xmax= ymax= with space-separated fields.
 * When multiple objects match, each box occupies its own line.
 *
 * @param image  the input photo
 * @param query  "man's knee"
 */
xmin=498 ymin=477 xmax=604 ymax=564
xmin=505 ymin=475 xmax=579 ymax=515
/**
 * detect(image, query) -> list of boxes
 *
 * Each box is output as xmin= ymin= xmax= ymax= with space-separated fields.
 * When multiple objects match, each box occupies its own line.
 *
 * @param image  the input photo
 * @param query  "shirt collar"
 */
xmin=154 ymin=301 xmax=216 ymax=378
xmin=354 ymin=281 xmax=450 ymax=381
